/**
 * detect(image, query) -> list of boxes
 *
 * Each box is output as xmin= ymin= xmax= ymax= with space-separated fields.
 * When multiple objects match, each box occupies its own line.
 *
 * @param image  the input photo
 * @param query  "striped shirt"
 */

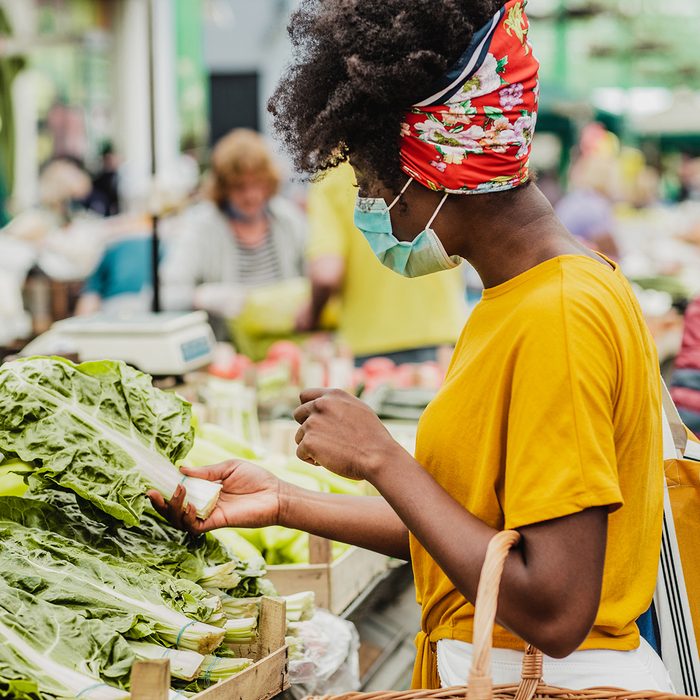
xmin=234 ymin=232 xmax=282 ymax=287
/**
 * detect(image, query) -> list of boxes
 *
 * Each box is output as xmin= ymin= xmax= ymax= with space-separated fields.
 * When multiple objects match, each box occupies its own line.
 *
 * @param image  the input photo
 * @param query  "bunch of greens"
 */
xmin=0 ymin=579 xmax=132 ymax=699
xmin=0 ymin=491 xmax=271 ymax=598
xmin=0 ymin=524 xmax=225 ymax=654
xmin=0 ymin=357 xmax=220 ymax=525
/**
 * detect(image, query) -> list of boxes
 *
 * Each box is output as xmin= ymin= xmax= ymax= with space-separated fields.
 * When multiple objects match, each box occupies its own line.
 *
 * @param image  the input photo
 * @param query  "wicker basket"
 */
xmin=305 ymin=530 xmax=695 ymax=700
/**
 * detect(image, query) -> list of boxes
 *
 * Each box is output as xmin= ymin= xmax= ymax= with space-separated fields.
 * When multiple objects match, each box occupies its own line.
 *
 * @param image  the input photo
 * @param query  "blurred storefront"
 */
xmin=0 ymin=0 xmax=209 ymax=214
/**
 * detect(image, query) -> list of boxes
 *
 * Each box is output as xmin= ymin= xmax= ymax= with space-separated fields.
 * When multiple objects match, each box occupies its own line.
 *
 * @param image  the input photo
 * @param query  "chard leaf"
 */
xmin=0 ymin=357 xmax=210 ymax=525
xmin=0 ymin=579 xmax=131 ymax=699
xmin=0 ymin=525 xmax=224 ymax=654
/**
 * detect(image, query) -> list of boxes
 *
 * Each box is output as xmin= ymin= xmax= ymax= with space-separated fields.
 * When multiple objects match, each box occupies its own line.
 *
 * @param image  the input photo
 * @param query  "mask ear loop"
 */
xmin=426 ymin=192 xmax=450 ymax=230
xmin=387 ymin=178 xmax=414 ymax=211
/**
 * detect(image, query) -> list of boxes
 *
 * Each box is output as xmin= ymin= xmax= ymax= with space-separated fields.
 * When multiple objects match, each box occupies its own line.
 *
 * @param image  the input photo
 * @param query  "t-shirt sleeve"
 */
xmin=305 ymin=169 xmax=352 ymax=261
xmin=503 ymin=291 xmax=624 ymax=530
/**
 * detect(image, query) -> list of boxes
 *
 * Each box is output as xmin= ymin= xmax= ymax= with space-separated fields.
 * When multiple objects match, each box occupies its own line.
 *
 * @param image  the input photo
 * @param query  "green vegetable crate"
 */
xmin=266 ymin=536 xmax=390 ymax=615
xmin=130 ymin=598 xmax=289 ymax=700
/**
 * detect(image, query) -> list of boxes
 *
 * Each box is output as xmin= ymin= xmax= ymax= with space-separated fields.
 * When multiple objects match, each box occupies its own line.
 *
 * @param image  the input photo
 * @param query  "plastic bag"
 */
xmin=287 ymin=609 xmax=360 ymax=697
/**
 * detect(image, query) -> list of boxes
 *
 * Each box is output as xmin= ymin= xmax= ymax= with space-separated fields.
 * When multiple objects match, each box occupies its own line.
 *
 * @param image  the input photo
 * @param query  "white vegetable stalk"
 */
xmin=128 ymin=642 xmax=204 ymax=681
xmin=0 ymin=620 xmax=129 ymax=700
xmin=24 ymin=553 xmax=224 ymax=654
xmin=282 ymin=591 xmax=315 ymax=623
xmin=212 ymin=592 xmax=260 ymax=620
xmin=6 ymin=364 xmax=221 ymax=518
xmin=198 ymin=655 xmax=253 ymax=681
xmin=223 ymin=616 xmax=258 ymax=644
xmin=198 ymin=563 xmax=243 ymax=590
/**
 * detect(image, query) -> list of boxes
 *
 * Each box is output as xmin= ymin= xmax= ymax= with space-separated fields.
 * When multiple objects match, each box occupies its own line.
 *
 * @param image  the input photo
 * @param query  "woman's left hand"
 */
xmin=293 ymin=388 xmax=401 ymax=481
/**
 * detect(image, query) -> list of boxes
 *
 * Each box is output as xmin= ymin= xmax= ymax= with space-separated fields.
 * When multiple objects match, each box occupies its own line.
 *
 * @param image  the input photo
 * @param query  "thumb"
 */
xmin=179 ymin=461 xmax=237 ymax=482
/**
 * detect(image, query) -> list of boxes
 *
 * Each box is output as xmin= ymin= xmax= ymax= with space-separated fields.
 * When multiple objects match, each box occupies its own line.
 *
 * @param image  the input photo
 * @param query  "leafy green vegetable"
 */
xmin=0 ymin=515 xmax=222 ymax=624
xmin=2 ymin=490 xmax=270 ymax=602
xmin=0 ymin=460 xmax=29 ymax=497
xmin=0 ymin=676 xmax=41 ymax=700
xmin=0 ymin=356 xmax=220 ymax=525
xmin=211 ymin=528 xmax=267 ymax=572
xmin=0 ymin=492 xmax=207 ymax=582
xmin=0 ymin=525 xmax=225 ymax=654
xmin=174 ymin=655 xmax=253 ymax=694
xmin=0 ymin=579 xmax=131 ymax=699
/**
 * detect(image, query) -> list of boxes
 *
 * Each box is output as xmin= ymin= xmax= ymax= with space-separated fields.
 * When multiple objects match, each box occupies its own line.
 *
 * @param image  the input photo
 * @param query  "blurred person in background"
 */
xmin=297 ymin=163 xmax=465 ymax=365
xmin=670 ymin=296 xmax=700 ymax=436
xmin=161 ymin=129 xmax=306 ymax=327
xmin=86 ymin=142 xmax=121 ymax=217
xmin=74 ymin=213 xmax=161 ymax=316
xmin=76 ymin=154 xmax=201 ymax=317
xmin=555 ymin=154 xmax=621 ymax=261
xmin=0 ymin=156 xmax=102 ymax=281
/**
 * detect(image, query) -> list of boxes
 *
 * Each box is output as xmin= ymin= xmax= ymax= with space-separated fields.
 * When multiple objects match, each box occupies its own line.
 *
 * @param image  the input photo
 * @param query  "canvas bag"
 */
xmin=657 ymin=380 xmax=700 ymax=695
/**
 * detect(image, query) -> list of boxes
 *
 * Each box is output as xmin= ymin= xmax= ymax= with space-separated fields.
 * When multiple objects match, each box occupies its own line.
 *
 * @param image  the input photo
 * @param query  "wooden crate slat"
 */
xmin=267 ymin=539 xmax=389 ymax=614
xmin=130 ymin=598 xmax=289 ymax=700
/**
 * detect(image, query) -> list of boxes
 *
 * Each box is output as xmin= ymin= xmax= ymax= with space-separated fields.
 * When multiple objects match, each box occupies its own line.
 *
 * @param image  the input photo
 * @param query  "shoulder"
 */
xmin=268 ymin=197 xmax=307 ymax=244
xmin=175 ymin=201 xmax=228 ymax=245
xmin=184 ymin=200 xmax=224 ymax=226
xmin=268 ymin=196 xmax=305 ymax=225
xmin=508 ymin=257 xmax=638 ymax=343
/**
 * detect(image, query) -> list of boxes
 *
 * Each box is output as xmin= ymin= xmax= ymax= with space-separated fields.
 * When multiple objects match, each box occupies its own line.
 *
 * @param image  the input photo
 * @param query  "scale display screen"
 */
xmin=180 ymin=336 xmax=211 ymax=363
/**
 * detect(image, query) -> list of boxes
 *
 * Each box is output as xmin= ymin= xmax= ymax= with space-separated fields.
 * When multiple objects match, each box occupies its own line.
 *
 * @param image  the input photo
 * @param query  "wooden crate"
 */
xmin=130 ymin=597 xmax=289 ymax=700
xmin=266 ymin=536 xmax=389 ymax=615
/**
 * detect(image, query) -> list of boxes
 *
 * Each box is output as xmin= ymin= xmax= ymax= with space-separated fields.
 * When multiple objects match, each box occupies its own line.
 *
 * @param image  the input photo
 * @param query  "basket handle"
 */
xmin=467 ymin=530 xmax=543 ymax=700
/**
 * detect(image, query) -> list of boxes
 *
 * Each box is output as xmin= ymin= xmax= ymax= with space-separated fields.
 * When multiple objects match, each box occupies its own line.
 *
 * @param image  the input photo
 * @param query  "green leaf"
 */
xmin=0 ymin=578 xmax=132 ymax=699
xmin=0 ymin=520 xmax=225 ymax=654
xmin=0 ymin=357 xmax=220 ymax=525
xmin=484 ymin=106 xmax=505 ymax=120
xmin=0 ymin=676 xmax=41 ymax=700
xmin=496 ymin=56 xmax=509 ymax=73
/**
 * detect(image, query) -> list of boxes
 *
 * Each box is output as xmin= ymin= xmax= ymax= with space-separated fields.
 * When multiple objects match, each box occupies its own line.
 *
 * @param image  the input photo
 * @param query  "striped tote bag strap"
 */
xmin=655 ymin=378 xmax=700 ymax=695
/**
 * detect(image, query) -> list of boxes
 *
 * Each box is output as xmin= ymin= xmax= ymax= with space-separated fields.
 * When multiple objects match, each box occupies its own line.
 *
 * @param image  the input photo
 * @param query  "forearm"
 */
xmin=279 ymin=484 xmax=410 ymax=560
xmin=369 ymin=448 xmax=604 ymax=656
xmin=308 ymin=256 xmax=344 ymax=326
xmin=309 ymin=282 xmax=335 ymax=327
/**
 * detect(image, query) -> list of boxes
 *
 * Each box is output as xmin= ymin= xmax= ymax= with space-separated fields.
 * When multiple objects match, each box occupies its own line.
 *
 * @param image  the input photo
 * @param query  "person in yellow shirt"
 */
xmin=153 ymin=0 xmax=672 ymax=692
xmin=297 ymin=163 xmax=466 ymax=363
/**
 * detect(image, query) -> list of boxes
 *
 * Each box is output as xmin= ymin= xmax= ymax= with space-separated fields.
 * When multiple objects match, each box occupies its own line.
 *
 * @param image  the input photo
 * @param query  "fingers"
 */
xmin=148 ymin=489 xmax=167 ymax=516
xmin=299 ymin=387 xmax=330 ymax=404
xmin=296 ymin=438 xmax=316 ymax=465
xmin=293 ymin=401 xmax=315 ymax=425
xmin=180 ymin=461 xmax=235 ymax=482
xmin=148 ymin=484 xmax=200 ymax=534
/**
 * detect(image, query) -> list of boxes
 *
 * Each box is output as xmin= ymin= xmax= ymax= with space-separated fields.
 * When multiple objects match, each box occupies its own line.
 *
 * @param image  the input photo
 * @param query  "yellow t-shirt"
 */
xmin=411 ymin=255 xmax=664 ymax=664
xmin=306 ymin=164 xmax=466 ymax=357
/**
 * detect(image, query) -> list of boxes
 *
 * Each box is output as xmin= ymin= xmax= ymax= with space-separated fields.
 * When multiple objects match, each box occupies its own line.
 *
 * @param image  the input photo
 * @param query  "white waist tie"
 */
xmin=437 ymin=637 xmax=675 ymax=692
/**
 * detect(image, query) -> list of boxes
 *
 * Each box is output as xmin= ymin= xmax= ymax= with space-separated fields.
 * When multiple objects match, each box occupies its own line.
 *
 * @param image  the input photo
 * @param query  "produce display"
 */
xmin=0 ymin=356 xmax=314 ymax=699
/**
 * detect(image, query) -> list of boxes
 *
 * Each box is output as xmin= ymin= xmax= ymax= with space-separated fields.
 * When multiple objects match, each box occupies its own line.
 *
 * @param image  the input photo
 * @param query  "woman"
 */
xmin=152 ymin=0 xmax=671 ymax=692
xmin=161 ymin=128 xmax=306 ymax=319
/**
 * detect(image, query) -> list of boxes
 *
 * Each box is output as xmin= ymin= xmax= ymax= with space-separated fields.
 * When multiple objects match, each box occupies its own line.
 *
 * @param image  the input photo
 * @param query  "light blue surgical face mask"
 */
xmin=353 ymin=178 xmax=461 ymax=278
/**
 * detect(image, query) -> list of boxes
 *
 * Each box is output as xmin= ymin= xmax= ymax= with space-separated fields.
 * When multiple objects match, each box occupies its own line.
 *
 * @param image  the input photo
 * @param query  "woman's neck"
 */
xmin=229 ymin=217 xmax=268 ymax=248
xmin=443 ymin=184 xmax=607 ymax=288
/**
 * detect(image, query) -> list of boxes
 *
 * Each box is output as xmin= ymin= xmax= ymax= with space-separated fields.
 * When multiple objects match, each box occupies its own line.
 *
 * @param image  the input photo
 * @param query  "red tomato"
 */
xmin=361 ymin=356 xmax=396 ymax=378
xmin=266 ymin=341 xmax=302 ymax=376
xmin=394 ymin=363 xmax=418 ymax=388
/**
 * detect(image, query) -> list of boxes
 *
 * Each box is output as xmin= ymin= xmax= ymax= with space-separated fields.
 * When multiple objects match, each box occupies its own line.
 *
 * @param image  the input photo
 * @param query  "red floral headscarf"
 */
xmin=399 ymin=0 xmax=539 ymax=194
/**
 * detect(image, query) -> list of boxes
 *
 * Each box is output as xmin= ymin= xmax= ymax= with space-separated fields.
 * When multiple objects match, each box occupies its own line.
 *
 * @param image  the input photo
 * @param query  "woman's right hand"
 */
xmin=148 ymin=461 xmax=282 ymax=536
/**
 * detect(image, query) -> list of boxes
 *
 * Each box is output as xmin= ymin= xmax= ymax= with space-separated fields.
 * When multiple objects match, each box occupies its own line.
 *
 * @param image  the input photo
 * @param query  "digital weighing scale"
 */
xmin=21 ymin=311 xmax=216 ymax=377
